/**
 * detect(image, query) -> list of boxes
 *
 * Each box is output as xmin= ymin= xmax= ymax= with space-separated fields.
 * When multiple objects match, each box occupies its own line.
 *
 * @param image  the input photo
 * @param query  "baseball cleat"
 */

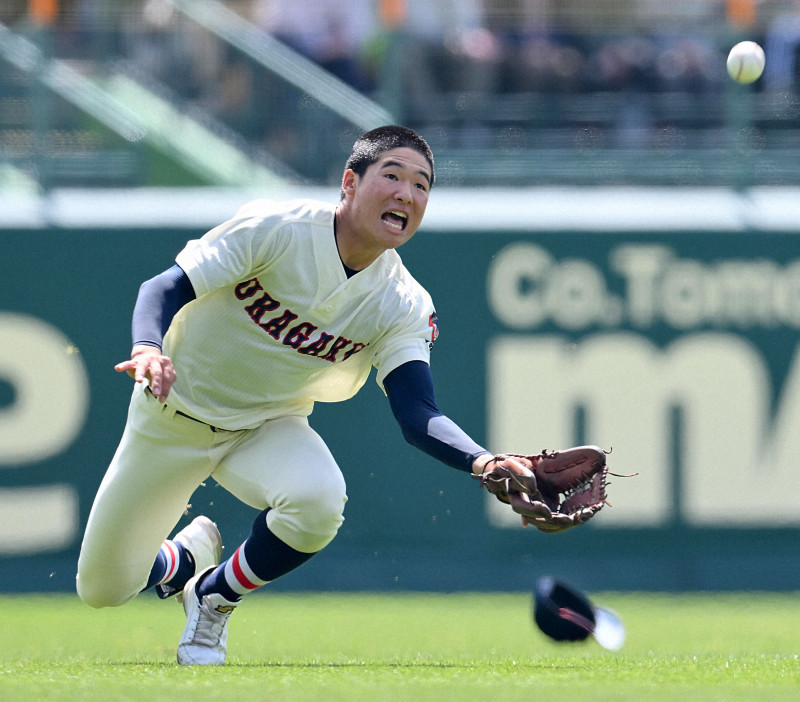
xmin=175 ymin=516 xmax=223 ymax=574
xmin=157 ymin=516 xmax=223 ymax=600
xmin=177 ymin=566 xmax=238 ymax=665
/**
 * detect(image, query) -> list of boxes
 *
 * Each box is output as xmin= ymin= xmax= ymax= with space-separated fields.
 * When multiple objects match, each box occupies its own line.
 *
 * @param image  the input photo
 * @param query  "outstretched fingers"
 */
xmin=114 ymin=346 xmax=177 ymax=402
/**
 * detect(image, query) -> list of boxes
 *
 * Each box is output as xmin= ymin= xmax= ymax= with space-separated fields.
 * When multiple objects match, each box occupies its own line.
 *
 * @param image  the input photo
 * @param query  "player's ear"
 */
xmin=341 ymin=169 xmax=357 ymax=199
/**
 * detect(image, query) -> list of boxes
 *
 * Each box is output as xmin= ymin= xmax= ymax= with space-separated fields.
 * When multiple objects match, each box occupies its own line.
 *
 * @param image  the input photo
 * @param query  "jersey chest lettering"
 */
xmin=235 ymin=277 xmax=369 ymax=362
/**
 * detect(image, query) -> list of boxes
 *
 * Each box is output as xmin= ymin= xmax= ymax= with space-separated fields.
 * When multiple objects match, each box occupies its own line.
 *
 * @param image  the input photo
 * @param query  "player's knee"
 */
xmin=76 ymin=580 xmax=122 ymax=608
xmin=304 ymin=494 xmax=347 ymax=549
xmin=76 ymin=570 xmax=137 ymax=609
xmin=294 ymin=486 xmax=347 ymax=551
xmin=269 ymin=476 xmax=347 ymax=553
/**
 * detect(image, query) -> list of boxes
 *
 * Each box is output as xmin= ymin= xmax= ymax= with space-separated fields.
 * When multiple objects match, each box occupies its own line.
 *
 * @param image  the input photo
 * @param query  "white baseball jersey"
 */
xmin=165 ymin=198 xmax=437 ymax=430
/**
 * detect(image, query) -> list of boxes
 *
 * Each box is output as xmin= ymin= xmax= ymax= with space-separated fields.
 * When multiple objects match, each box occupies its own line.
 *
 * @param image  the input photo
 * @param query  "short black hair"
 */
xmin=345 ymin=125 xmax=435 ymax=187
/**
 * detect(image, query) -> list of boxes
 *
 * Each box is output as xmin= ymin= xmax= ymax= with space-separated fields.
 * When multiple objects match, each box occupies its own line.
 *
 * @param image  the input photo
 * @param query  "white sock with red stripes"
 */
xmin=195 ymin=508 xmax=315 ymax=602
xmin=145 ymin=539 xmax=193 ymax=593
xmin=159 ymin=541 xmax=181 ymax=584
xmin=226 ymin=544 xmax=270 ymax=597
xmin=196 ymin=544 xmax=267 ymax=602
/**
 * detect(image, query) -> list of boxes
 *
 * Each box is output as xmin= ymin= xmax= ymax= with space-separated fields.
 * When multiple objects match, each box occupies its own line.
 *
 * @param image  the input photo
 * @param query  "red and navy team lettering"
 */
xmin=235 ymin=277 xmax=368 ymax=363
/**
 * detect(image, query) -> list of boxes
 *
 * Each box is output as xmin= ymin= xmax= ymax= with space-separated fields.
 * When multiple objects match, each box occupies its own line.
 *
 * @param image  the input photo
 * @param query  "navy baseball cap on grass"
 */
xmin=533 ymin=576 xmax=625 ymax=650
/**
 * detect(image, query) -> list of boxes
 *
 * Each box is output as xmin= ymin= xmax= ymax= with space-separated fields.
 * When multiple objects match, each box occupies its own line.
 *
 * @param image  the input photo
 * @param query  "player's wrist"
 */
xmin=131 ymin=342 xmax=163 ymax=355
xmin=471 ymin=452 xmax=494 ymax=476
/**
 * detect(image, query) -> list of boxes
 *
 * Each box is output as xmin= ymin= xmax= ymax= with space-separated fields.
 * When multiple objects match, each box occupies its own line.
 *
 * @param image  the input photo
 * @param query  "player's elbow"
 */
xmin=398 ymin=419 xmax=428 ymax=451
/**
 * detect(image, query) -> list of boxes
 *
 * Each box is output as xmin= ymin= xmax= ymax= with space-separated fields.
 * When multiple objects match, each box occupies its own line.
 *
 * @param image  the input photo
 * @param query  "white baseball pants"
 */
xmin=77 ymin=384 xmax=347 ymax=608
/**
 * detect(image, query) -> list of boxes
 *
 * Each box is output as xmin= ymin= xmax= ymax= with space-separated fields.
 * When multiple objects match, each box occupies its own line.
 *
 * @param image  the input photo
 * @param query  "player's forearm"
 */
xmin=401 ymin=414 xmax=491 ymax=473
xmin=131 ymin=264 xmax=196 ymax=349
xmin=384 ymin=361 xmax=489 ymax=473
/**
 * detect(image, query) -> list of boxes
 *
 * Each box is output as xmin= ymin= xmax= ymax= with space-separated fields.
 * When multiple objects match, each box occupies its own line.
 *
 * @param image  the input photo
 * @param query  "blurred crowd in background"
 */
xmin=249 ymin=0 xmax=799 ymax=96
xmin=1 ymin=0 xmax=800 ymax=187
xmin=4 ymin=0 xmax=798 ymax=95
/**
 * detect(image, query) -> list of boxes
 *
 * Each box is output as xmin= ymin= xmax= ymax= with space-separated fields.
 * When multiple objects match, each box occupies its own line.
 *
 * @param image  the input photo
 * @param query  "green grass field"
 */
xmin=2 ymin=591 xmax=798 ymax=701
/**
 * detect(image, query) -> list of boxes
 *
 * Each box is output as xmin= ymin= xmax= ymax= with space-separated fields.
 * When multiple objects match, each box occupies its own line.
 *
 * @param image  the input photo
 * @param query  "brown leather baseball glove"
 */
xmin=475 ymin=445 xmax=610 ymax=533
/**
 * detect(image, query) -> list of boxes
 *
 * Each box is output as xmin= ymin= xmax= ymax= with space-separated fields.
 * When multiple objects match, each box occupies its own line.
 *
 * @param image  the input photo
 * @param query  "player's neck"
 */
xmin=333 ymin=209 xmax=383 ymax=273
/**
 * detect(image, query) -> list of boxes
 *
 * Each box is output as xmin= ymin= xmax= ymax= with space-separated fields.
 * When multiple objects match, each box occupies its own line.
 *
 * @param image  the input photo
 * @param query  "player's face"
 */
xmin=342 ymin=147 xmax=431 ymax=255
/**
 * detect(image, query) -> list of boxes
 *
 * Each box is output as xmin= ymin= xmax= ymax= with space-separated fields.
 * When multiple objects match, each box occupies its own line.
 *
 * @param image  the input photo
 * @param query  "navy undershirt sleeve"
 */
xmin=131 ymin=264 xmax=197 ymax=349
xmin=384 ymin=360 xmax=490 ymax=473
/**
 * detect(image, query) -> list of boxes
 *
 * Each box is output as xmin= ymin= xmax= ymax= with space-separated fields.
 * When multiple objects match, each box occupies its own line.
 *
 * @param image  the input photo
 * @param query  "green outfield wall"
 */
xmin=2 ymin=188 xmax=799 ymax=594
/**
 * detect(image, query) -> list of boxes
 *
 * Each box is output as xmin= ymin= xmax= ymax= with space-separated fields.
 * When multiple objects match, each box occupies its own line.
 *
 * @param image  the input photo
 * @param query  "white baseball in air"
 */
xmin=726 ymin=41 xmax=765 ymax=84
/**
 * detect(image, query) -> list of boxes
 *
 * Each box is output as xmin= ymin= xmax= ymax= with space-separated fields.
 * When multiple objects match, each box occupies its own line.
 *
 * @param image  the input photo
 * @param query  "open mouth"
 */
xmin=381 ymin=210 xmax=408 ymax=232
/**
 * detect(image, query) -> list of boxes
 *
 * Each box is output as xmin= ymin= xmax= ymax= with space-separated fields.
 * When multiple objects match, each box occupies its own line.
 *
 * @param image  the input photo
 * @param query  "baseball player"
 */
xmin=76 ymin=126 xmax=592 ymax=666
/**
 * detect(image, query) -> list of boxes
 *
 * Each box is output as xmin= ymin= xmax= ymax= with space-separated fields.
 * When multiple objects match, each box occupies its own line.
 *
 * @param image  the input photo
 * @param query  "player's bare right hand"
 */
xmin=114 ymin=344 xmax=177 ymax=402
